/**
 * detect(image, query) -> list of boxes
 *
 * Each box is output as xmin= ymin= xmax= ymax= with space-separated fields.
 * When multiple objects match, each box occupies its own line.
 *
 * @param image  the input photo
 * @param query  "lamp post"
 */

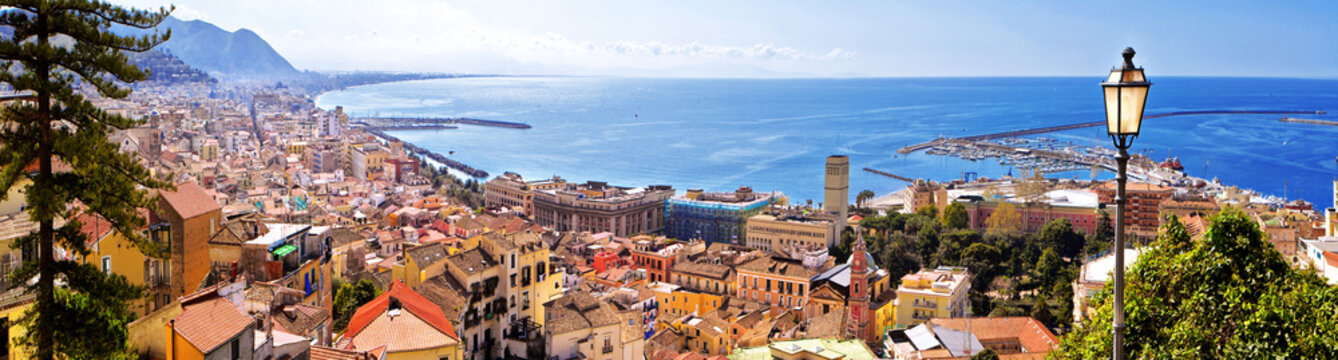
xmin=1101 ymin=47 xmax=1151 ymax=360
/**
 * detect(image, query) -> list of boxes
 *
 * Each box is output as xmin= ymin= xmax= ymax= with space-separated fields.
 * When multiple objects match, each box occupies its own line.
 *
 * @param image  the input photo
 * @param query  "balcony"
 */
xmin=506 ymin=318 xmax=543 ymax=342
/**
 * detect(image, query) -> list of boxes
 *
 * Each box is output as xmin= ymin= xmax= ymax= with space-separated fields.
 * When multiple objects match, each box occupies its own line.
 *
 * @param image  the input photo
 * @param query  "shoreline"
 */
xmin=364 ymin=128 xmax=491 ymax=179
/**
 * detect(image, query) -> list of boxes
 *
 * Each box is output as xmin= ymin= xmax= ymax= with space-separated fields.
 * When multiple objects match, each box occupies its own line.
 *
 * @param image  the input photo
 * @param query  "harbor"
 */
xmin=353 ymin=116 xmax=534 ymax=178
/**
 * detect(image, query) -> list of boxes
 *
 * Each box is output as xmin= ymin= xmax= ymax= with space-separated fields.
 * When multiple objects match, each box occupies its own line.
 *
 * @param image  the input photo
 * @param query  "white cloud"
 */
xmin=115 ymin=0 xmax=858 ymax=76
xmin=169 ymin=5 xmax=206 ymax=21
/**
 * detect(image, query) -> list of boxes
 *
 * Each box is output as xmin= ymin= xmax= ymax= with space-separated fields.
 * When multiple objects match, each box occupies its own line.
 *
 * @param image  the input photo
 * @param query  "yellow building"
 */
xmin=200 ymin=139 xmax=219 ymax=161
xmin=167 ymin=294 xmax=257 ymax=360
xmin=286 ymin=141 xmax=308 ymax=155
xmin=444 ymin=230 xmax=555 ymax=360
xmin=649 ymin=282 xmax=723 ymax=329
xmin=76 ymin=212 xmax=170 ymax=317
xmin=675 ymin=314 xmax=731 ymax=356
xmin=394 ymin=243 xmax=448 ymax=288
xmin=744 ymin=213 xmax=839 ymax=254
xmin=0 ymin=287 xmax=34 ymax=360
xmin=874 ymin=299 xmax=896 ymax=336
xmin=894 ymin=266 xmax=971 ymax=328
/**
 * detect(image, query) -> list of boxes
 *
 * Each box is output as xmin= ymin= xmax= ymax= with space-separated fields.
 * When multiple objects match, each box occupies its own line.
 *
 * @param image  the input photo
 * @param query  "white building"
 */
xmin=316 ymin=113 xmax=342 ymax=138
xmin=1300 ymin=237 xmax=1338 ymax=285
xmin=1072 ymin=248 xmax=1145 ymax=322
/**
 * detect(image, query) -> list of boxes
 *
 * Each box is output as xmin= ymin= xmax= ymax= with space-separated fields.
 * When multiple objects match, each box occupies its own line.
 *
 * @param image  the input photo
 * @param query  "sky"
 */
xmin=109 ymin=0 xmax=1338 ymax=78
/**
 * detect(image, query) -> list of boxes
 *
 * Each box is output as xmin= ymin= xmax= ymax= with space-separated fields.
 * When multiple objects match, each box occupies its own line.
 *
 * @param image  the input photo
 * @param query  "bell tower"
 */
xmin=848 ymin=232 xmax=871 ymax=342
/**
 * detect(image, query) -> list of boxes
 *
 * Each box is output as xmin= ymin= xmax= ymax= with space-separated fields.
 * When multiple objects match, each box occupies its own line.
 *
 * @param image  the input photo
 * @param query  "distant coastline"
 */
xmin=314 ymin=76 xmax=1338 ymax=205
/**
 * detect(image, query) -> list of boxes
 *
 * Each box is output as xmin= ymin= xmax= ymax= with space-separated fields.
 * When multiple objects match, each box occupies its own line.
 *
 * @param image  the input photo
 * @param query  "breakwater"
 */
xmin=1279 ymin=117 xmax=1338 ymax=127
xmin=355 ymin=117 xmax=532 ymax=129
xmin=364 ymin=128 xmax=490 ymax=178
xmin=900 ymin=109 xmax=1326 ymax=153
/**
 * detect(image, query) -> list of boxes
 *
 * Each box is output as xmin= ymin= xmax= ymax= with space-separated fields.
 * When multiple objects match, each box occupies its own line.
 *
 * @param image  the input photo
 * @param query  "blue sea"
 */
xmin=316 ymin=77 xmax=1338 ymax=206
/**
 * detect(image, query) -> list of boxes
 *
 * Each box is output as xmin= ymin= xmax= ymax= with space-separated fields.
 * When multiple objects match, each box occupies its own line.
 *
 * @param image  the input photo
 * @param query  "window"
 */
xmin=511 ymin=254 xmax=516 ymax=269
xmin=101 ymin=256 xmax=112 ymax=275
xmin=230 ymin=338 xmax=239 ymax=360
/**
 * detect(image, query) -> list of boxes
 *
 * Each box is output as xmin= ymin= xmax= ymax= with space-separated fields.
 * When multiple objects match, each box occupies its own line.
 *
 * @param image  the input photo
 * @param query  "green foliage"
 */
xmin=0 ymin=3 xmax=173 ymax=359
xmin=1031 ymin=296 xmax=1056 ymax=329
xmin=855 ymin=189 xmax=876 ymax=209
xmin=333 ymin=279 xmax=381 ymax=331
xmin=1055 ymin=208 xmax=1338 ymax=359
xmin=941 ymin=201 xmax=970 ymax=230
xmin=1083 ymin=211 xmax=1114 ymax=259
xmin=971 ymin=348 xmax=999 ymax=360
xmin=876 ymin=232 xmax=921 ymax=286
xmin=933 ymin=230 xmax=981 ymax=266
xmin=1033 ymin=248 xmax=1062 ymax=286
xmin=916 ymin=204 xmax=939 ymax=218
xmin=415 ymin=156 xmax=485 ymax=209
xmin=960 ymin=242 xmax=1002 ymax=290
xmin=1037 ymin=218 xmax=1085 ymax=261
xmin=984 ymin=202 xmax=1022 ymax=237
xmin=915 ymin=226 xmax=940 ymax=266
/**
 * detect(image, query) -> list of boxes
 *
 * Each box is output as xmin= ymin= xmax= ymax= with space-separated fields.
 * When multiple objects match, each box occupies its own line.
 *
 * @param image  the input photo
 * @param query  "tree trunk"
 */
xmin=35 ymin=9 xmax=54 ymax=359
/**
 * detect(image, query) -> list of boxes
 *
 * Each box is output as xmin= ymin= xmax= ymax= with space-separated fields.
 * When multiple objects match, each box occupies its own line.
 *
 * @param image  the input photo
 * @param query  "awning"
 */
xmin=272 ymin=244 xmax=297 ymax=257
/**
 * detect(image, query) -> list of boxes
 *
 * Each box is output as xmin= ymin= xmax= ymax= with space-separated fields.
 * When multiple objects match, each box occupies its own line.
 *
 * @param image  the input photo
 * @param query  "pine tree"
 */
xmin=0 ymin=2 xmax=172 ymax=359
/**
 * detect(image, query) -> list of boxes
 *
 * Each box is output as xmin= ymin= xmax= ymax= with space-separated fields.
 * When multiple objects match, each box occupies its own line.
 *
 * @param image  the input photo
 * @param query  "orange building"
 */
xmin=734 ymin=256 xmax=824 ymax=314
xmin=1095 ymin=181 xmax=1173 ymax=238
xmin=158 ymin=182 xmax=224 ymax=300
xmin=630 ymin=236 xmax=684 ymax=283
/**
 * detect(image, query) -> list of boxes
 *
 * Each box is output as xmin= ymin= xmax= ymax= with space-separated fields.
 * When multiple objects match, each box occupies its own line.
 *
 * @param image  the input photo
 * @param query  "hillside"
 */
xmin=128 ymin=16 xmax=301 ymax=79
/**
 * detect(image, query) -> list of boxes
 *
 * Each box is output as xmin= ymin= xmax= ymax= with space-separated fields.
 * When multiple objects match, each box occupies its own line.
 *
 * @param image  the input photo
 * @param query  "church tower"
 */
xmin=848 ymin=232 xmax=871 ymax=342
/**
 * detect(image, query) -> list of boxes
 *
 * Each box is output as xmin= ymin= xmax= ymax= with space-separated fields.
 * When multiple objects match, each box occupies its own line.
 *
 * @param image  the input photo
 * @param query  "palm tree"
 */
xmin=856 ymin=189 xmax=876 ymax=209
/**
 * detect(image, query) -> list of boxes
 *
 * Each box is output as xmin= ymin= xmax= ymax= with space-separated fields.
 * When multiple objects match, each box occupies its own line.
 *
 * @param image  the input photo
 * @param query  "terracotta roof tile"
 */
xmin=310 ymin=345 xmax=376 ymax=360
xmin=160 ymin=182 xmax=222 ymax=219
xmin=172 ymin=297 xmax=255 ymax=353
xmin=76 ymin=213 xmax=114 ymax=245
xmin=929 ymin=317 xmax=1059 ymax=355
xmin=345 ymin=280 xmax=458 ymax=342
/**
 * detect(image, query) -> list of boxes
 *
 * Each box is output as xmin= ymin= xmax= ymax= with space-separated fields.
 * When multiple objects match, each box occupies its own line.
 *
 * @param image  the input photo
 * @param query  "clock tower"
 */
xmin=848 ymin=232 xmax=872 ymax=342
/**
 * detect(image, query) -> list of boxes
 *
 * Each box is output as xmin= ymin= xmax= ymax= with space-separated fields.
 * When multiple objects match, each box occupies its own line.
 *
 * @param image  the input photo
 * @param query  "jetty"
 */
xmin=354 ymin=116 xmax=532 ymax=130
xmin=899 ymin=109 xmax=1325 ymax=154
xmin=1279 ymin=117 xmax=1338 ymax=127
xmin=364 ymin=128 xmax=490 ymax=178
xmin=863 ymin=168 xmax=914 ymax=182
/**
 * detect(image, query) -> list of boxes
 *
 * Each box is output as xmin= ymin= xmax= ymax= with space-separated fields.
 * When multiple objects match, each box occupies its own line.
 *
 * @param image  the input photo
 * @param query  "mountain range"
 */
xmin=121 ymin=16 xmax=301 ymax=79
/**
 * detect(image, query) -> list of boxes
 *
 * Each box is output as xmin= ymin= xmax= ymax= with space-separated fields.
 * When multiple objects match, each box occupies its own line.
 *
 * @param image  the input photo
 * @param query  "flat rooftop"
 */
xmin=245 ymin=223 xmax=311 ymax=248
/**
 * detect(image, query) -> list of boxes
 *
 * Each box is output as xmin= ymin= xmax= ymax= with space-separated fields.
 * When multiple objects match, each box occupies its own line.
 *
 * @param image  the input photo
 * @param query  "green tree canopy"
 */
xmin=1055 ymin=209 xmax=1338 ymax=359
xmin=941 ymin=201 xmax=970 ymax=230
xmin=855 ymin=189 xmax=875 ymax=209
xmin=971 ymin=348 xmax=999 ymax=360
xmin=0 ymin=2 xmax=172 ymax=359
xmin=916 ymin=204 xmax=939 ymax=218
xmin=984 ymin=202 xmax=1022 ymax=237
xmin=333 ymin=279 xmax=381 ymax=331
xmin=1033 ymin=248 xmax=1062 ymax=286
xmin=1037 ymin=218 xmax=1085 ymax=261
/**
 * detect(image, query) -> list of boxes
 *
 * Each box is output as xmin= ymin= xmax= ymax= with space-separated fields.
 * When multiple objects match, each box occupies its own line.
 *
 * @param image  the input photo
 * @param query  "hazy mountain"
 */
xmin=133 ymin=16 xmax=301 ymax=79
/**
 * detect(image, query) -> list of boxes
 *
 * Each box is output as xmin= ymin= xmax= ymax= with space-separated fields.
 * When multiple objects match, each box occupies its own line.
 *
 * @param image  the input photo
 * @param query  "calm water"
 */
xmin=316 ymin=77 xmax=1338 ymax=205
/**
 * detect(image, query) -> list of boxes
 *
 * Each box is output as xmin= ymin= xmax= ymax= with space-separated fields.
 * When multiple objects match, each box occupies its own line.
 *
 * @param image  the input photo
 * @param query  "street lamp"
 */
xmin=1101 ymin=47 xmax=1150 ymax=360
